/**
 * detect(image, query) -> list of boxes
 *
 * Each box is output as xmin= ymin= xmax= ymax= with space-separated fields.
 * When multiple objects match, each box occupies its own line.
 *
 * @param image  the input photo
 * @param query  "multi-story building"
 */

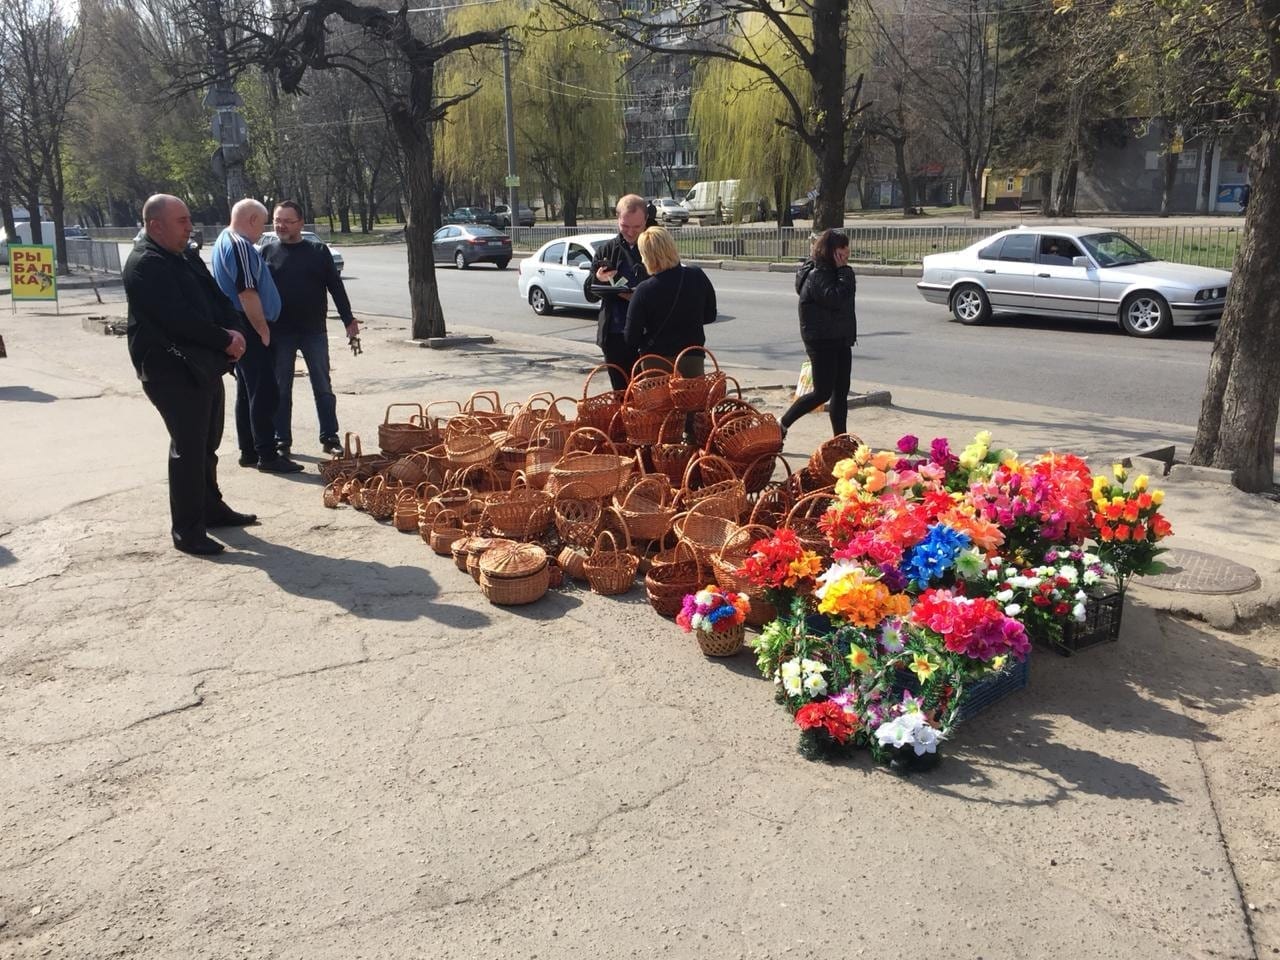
xmin=622 ymin=50 xmax=699 ymax=200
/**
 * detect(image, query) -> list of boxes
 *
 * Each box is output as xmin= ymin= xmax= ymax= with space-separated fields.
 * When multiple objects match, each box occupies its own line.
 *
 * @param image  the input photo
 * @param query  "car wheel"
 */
xmin=528 ymin=286 xmax=553 ymax=316
xmin=1119 ymin=292 xmax=1172 ymax=337
xmin=495 ymin=259 xmax=510 ymax=270
xmin=454 ymin=250 xmax=467 ymax=270
xmin=950 ymin=283 xmax=990 ymax=325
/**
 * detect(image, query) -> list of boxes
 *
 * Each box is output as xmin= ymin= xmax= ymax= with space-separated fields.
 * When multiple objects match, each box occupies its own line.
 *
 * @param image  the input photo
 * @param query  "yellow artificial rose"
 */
xmin=1151 ymin=489 xmax=1165 ymax=506
xmin=1133 ymin=474 xmax=1149 ymax=491
xmin=1113 ymin=463 xmax=1127 ymax=481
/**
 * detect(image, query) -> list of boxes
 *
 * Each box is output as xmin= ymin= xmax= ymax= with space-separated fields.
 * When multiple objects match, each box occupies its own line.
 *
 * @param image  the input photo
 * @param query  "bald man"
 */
xmin=124 ymin=194 xmax=254 ymax=556
xmin=212 ymin=199 xmax=301 ymax=473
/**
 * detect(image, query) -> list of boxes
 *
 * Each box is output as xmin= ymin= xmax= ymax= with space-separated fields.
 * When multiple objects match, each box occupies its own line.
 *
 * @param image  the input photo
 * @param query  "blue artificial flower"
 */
xmin=901 ymin=524 xmax=972 ymax=587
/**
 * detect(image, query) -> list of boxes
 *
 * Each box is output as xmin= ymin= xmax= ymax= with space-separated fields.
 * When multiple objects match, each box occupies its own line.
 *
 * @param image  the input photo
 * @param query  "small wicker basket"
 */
xmin=479 ymin=543 xmax=551 ymax=605
xmin=427 ymin=509 xmax=466 ymax=555
xmin=696 ymin=623 xmax=745 ymax=657
xmin=582 ymin=529 xmax=638 ymax=596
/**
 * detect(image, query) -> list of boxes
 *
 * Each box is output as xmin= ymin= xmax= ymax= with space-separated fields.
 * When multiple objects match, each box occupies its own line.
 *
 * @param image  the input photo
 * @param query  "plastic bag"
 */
xmin=794 ymin=359 xmax=825 ymax=410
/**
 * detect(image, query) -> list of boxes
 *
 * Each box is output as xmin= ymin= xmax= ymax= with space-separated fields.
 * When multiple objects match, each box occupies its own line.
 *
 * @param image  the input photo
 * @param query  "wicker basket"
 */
xmin=466 ymin=537 xmax=515 ymax=582
xmin=733 ymin=450 xmax=790 ymax=496
xmin=614 ymin=473 xmax=676 ymax=542
xmin=808 ymin=433 xmax=865 ymax=483
xmin=679 ymin=453 xmax=748 ymax=521
xmin=479 ymin=543 xmax=551 ymax=605
xmin=577 ymin=363 xmax=627 ymax=434
xmin=322 ymin=476 xmax=348 ymax=509
xmin=446 ymin=462 xmax=504 ymax=497
xmin=547 ymin=434 xmax=633 ymax=499
xmin=553 ymin=480 xmax=603 ymax=546
xmin=428 ymin=509 xmax=466 ymax=555
xmin=444 ymin=415 xmax=499 ymax=467
xmin=524 ymin=415 xmax=575 ymax=490
xmin=620 ymin=370 xmax=671 ymax=445
xmin=644 ymin=540 xmax=703 ymax=618
xmin=387 ymin=450 xmax=432 ymax=486
xmin=627 ymin=355 xmax=675 ymax=411
xmin=649 ymin=409 xmax=697 ymax=487
xmin=363 ymin=476 xmax=400 ymax=522
xmin=582 ymin=529 xmax=638 ymax=596
xmin=507 ymin=392 xmax=559 ymax=441
xmin=696 ymin=623 xmax=745 ymax=657
xmin=783 ymin=491 xmax=838 ymax=559
xmin=557 ymin=545 xmax=590 ymax=581
xmin=747 ymin=482 xmax=795 ymax=530
xmin=319 ymin=433 xmax=389 ymax=483
xmin=710 ymin=523 xmax=778 ymax=627
xmin=709 ymin=410 xmax=784 ymax=463
xmin=393 ymin=487 xmax=421 ymax=532
xmin=668 ymin=346 xmax=727 ymax=412
xmin=673 ymin=496 xmax=741 ymax=567
xmin=462 ymin=390 xmax=511 ymax=433
xmin=451 ymin=535 xmax=475 ymax=572
xmin=379 ymin=402 xmax=433 ymax=456
xmin=483 ymin=487 xmax=554 ymax=540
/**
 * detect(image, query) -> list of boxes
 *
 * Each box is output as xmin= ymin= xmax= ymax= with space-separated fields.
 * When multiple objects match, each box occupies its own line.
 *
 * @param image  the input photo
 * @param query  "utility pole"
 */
xmin=203 ymin=0 xmax=248 ymax=213
xmin=501 ymin=35 xmax=519 ymax=227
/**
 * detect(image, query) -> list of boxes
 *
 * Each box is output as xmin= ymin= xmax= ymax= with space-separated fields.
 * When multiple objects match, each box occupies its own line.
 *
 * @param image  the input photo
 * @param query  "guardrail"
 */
xmin=509 ymin=222 xmax=1243 ymax=270
xmin=65 ymin=238 xmax=122 ymax=274
xmin=88 ymin=222 xmax=332 ymax=243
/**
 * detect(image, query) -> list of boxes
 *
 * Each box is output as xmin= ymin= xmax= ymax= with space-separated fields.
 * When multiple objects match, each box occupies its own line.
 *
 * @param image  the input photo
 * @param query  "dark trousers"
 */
xmin=141 ymin=370 xmax=226 ymax=541
xmin=234 ymin=329 xmax=280 ymax=459
xmin=272 ymin=331 xmax=339 ymax=447
xmin=781 ymin=337 xmax=852 ymax=435
xmin=602 ymin=331 xmax=637 ymax=392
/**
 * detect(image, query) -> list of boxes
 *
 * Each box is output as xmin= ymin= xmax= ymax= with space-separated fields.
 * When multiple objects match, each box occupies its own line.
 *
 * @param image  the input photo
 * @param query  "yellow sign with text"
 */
xmin=9 ymin=245 xmax=58 ymax=301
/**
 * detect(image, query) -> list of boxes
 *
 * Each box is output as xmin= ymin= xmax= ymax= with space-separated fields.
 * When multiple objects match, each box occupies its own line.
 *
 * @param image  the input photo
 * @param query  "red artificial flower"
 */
xmin=795 ymin=701 xmax=859 ymax=744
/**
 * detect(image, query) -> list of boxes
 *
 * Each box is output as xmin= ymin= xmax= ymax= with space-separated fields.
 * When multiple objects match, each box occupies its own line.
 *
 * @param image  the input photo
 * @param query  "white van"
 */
xmin=11 ymin=221 xmax=57 ymax=246
xmin=681 ymin=180 xmax=739 ymax=222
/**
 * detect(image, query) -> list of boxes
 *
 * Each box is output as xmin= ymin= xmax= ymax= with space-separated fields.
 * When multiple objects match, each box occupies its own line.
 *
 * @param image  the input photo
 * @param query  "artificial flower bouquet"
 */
xmin=677 ymin=585 xmax=750 ymax=656
xmin=740 ymin=430 xmax=1171 ymax=769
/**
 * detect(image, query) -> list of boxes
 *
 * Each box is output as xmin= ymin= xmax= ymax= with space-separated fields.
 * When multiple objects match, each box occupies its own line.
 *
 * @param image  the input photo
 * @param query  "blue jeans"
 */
xmin=272 ymin=331 xmax=339 ymax=447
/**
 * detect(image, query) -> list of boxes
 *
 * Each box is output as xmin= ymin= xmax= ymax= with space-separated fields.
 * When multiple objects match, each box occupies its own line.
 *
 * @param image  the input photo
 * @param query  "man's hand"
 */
xmin=596 ymin=266 xmax=616 ymax=283
xmin=345 ymin=319 xmax=360 ymax=338
xmin=225 ymin=329 xmax=246 ymax=360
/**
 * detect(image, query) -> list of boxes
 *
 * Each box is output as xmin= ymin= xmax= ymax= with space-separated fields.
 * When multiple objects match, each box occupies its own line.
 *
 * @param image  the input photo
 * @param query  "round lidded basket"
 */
xmin=451 ymin=535 xmax=476 ymax=573
xmin=479 ymin=542 xmax=551 ymax=605
xmin=466 ymin=537 xmax=515 ymax=582
xmin=696 ymin=622 xmax=746 ymax=657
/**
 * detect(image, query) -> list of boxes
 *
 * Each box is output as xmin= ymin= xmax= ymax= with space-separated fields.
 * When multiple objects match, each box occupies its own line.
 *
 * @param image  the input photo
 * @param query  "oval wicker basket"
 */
xmin=668 ymin=346 xmax=727 ymax=413
xmin=427 ymin=509 xmax=466 ymax=555
xmin=379 ymin=402 xmax=433 ymax=456
xmin=577 ymin=363 xmax=628 ymax=434
xmin=613 ymin=474 xmax=676 ymax=543
xmin=708 ymin=410 xmax=784 ymax=463
xmin=696 ymin=623 xmax=745 ymax=657
xmin=644 ymin=540 xmax=703 ymax=618
xmin=582 ymin=529 xmax=638 ymax=596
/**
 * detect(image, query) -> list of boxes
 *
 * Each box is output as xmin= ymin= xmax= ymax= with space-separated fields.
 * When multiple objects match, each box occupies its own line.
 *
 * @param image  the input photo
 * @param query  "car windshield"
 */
xmin=467 ymin=226 xmax=504 ymax=237
xmin=1078 ymin=232 xmax=1156 ymax=267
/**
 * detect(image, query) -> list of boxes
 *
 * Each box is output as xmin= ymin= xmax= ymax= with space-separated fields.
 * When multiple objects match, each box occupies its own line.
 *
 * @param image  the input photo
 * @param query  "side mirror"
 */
xmin=1072 ymin=256 xmax=1090 ymax=268
xmin=576 ymin=262 xmax=591 ymax=270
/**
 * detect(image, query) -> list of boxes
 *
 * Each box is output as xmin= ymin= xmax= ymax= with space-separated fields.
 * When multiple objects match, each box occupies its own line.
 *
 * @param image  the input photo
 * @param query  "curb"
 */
xmin=0 ymin=274 xmax=122 ymax=298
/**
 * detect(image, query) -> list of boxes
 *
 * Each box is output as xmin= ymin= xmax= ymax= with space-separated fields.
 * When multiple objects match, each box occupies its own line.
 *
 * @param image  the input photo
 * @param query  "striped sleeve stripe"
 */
xmin=232 ymin=235 xmax=257 ymax=290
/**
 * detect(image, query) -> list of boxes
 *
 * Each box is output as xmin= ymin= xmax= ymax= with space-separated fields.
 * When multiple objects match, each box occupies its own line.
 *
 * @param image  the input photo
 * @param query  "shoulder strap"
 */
xmin=642 ymin=266 xmax=685 ymax=351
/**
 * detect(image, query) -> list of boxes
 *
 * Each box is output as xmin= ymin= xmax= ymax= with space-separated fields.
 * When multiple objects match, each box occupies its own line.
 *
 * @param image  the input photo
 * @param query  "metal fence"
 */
xmin=65 ymin=238 xmax=122 ymax=274
xmin=509 ymin=222 xmax=1243 ymax=269
xmin=87 ymin=222 xmax=331 ymax=243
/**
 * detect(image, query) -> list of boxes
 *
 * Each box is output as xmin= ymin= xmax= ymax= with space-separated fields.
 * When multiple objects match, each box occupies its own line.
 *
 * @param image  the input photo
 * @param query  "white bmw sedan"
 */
xmin=517 ymin=232 xmax=615 ymax=315
xmin=916 ymin=226 xmax=1230 ymax=337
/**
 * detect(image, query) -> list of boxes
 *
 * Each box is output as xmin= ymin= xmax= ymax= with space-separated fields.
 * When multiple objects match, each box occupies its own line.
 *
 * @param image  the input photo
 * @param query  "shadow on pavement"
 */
xmin=0 ymin=385 xmax=58 ymax=403
xmin=214 ymin=527 xmax=492 ymax=628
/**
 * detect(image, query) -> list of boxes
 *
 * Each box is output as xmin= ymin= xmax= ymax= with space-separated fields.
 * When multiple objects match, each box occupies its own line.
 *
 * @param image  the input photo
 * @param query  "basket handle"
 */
xmin=383 ymin=402 xmax=425 ymax=424
xmin=655 ymin=408 xmax=689 ymax=445
xmin=629 ymin=354 xmax=674 ymax=378
xmin=581 ymin=363 xmax=628 ymax=400
xmin=591 ymin=528 xmax=622 ymax=557
xmin=720 ymin=522 xmax=774 ymax=558
xmin=414 ymin=481 xmax=439 ymax=499
xmin=548 ymin=395 xmax=577 ymax=421
xmin=343 ymin=432 xmax=363 ymax=459
xmin=722 ymin=375 xmax=742 ymax=400
xmin=673 ymin=345 xmax=720 ymax=375
xmin=509 ymin=469 xmax=530 ymax=492
xmin=682 ymin=452 xmax=738 ymax=491
xmin=601 ymin=504 xmax=633 ymax=553
xmin=564 ymin=425 xmax=619 ymax=456
xmin=623 ymin=365 xmax=672 ymax=403
xmin=430 ymin=508 xmax=462 ymax=532
xmin=464 ymin=390 xmax=501 ymax=414
xmin=620 ymin=472 xmax=670 ymax=510
xmin=785 ymin=490 xmax=836 ymax=525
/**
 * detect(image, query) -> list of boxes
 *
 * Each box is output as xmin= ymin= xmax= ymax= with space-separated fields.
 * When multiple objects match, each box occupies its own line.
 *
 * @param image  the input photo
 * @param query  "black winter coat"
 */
xmin=624 ymin=265 xmax=717 ymax=356
xmin=583 ymin=233 xmax=648 ymax=348
xmin=795 ymin=259 xmax=857 ymax=343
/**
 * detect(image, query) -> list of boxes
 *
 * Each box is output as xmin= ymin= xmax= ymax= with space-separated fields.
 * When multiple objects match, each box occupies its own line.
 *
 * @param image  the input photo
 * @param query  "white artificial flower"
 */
xmin=783 ymin=675 xmax=803 ymax=697
xmin=1072 ymin=603 xmax=1087 ymax=621
xmin=912 ymin=723 xmax=941 ymax=755
xmin=1004 ymin=566 xmax=1018 ymax=578
xmin=995 ymin=589 xmax=1014 ymax=603
xmin=1082 ymin=569 xmax=1100 ymax=586
xmin=1004 ymin=603 xmax=1022 ymax=617
xmin=874 ymin=717 xmax=912 ymax=749
xmin=802 ymin=673 xmax=828 ymax=696
xmin=1060 ymin=567 xmax=1079 ymax=584
xmin=800 ymin=658 xmax=828 ymax=676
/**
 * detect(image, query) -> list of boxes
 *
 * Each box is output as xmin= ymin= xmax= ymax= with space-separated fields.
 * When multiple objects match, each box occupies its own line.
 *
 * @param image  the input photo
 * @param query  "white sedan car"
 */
xmin=916 ymin=226 xmax=1230 ymax=337
xmin=517 ymin=232 xmax=614 ymax=315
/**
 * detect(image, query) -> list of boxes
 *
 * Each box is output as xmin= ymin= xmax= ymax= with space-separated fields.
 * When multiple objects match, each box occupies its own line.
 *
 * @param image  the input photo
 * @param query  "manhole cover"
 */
xmin=1135 ymin=547 xmax=1259 ymax=595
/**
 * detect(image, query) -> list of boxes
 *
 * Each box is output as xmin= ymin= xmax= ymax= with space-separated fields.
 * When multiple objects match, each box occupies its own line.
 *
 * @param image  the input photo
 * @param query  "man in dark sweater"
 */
xmin=260 ymin=201 xmax=358 ymax=457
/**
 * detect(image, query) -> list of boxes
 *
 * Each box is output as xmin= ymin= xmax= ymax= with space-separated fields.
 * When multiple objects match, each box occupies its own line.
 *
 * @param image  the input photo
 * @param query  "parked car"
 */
xmin=257 ymin=231 xmax=344 ymax=274
xmin=432 ymin=224 xmax=512 ymax=269
xmin=64 ymin=226 xmax=89 ymax=239
xmin=494 ymin=204 xmax=536 ymax=228
xmin=517 ymin=232 xmax=614 ymax=315
xmin=788 ymin=197 xmax=814 ymax=220
xmin=649 ymin=197 xmax=689 ymax=225
xmin=443 ymin=207 xmax=502 ymax=228
xmin=915 ymin=226 xmax=1230 ymax=338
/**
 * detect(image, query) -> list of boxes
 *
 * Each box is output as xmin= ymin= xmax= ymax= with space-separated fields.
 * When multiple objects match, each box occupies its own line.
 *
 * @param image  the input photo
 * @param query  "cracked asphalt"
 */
xmin=1 ymin=290 xmax=1277 ymax=959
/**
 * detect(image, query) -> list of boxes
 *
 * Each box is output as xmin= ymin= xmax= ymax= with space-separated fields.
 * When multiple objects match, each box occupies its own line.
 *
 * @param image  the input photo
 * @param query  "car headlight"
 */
xmin=1195 ymin=287 xmax=1226 ymax=301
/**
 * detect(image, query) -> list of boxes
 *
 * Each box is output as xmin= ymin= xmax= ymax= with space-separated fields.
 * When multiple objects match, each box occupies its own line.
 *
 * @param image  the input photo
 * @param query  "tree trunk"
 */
xmin=1159 ymin=139 xmax=1178 ymax=216
xmin=967 ymin=166 xmax=983 ymax=219
xmin=892 ymin=136 xmax=915 ymax=215
xmin=1198 ymin=131 xmax=1218 ymax=213
xmin=1188 ymin=118 xmax=1280 ymax=491
xmin=24 ymin=191 xmax=43 ymax=243
xmin=47 ymin=148 xmax=69 ymax=275
xmin=390 ymin=111 xmax=447 ymax=340
xmin=0 ymin=186 xmax=16 ymax=244
xmin=810 ymin=0 xmax=854 ymax=230
xmin=1052 ymin=160 xmax=1079 ymax=217
xmin=562 ymin=190 xmax=579 ymax=227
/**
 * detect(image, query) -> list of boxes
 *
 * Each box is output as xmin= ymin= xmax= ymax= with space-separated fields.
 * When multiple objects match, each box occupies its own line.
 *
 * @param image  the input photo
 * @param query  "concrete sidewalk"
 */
xmin=1 ymin=291 xmax=1276 ymax=959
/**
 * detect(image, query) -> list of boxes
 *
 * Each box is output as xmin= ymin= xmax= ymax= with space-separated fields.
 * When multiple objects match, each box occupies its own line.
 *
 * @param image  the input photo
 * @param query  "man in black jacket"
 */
xmin=260 ymin=200 xmax=359 ymax=458
xmin=583 ymin=194 xmax=649 ymax=391
xmin=124 ymin=194 xmax=255 ymax=556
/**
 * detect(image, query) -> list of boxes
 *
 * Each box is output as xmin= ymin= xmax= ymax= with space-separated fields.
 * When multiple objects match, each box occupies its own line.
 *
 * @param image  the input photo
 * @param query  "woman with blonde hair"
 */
xmin=624 ymin=226 xmax=717 ymax=378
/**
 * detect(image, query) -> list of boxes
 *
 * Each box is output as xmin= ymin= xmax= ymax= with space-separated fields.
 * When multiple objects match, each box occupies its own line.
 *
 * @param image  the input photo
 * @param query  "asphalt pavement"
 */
xmin=1 ymin=290 xmax=1278 ymax=958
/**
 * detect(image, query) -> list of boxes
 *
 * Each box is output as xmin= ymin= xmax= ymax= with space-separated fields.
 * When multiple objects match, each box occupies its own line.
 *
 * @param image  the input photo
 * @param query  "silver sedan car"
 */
xmin=916 ymin=226 xmax=1230 ymax=337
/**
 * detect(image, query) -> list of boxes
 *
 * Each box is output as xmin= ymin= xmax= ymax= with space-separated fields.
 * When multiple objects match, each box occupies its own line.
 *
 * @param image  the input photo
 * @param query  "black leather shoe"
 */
xmin=257 ymin=456 xmax=304 ymax=474
xmin=206 ymin=507 xmax=258 ymax=527
xmin=173 ymin=534 xmax=225 ymax=556
xmin=277 ymin=445 xmax=291 ymax=459
xmin=238 ymin=452 xmax=259 ymax=467
xmin=321 ymin=436 xmax=343 ymax=455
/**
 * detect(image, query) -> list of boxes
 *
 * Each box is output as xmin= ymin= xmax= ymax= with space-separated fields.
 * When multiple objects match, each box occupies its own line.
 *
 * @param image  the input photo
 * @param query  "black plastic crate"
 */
xmin=953 ymin=657 xmax=1030 ymax=723
xmin=1052 ymin=590 xmax=1124 ymax=657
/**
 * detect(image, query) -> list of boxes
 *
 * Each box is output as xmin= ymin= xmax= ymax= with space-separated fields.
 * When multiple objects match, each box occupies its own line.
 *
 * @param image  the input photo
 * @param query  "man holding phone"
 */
xmin=584 ymin=194 xmax=649 ymax=391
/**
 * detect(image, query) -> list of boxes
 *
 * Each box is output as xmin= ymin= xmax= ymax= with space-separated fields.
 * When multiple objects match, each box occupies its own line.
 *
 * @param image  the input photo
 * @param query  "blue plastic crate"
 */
xmin=953 ymin=656 xmax=1030 ymax=723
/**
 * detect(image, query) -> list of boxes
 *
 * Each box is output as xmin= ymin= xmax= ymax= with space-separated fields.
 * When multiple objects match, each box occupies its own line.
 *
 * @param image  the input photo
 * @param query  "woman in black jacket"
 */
xmin=780 ymin=229 xmax=856 ymax=437
xmin=624 ymin=226 xmax=717 ymax=377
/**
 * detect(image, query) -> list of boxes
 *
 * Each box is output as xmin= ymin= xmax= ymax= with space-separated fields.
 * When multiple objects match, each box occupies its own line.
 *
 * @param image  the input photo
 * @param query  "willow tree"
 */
xmin=690 ymin=12 xmax=814 ymax=226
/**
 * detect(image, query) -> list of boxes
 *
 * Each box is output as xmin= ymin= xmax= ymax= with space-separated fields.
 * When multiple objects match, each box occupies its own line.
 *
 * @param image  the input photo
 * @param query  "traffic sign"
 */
xmin=203 ymin=87 xmax=243 ymax=109
xmin=504 ymin=175 xmax=520 ymax=188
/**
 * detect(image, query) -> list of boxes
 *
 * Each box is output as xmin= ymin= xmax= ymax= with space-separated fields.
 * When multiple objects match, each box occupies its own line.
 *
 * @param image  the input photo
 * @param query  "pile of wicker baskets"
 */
xmin=318 ymin=375 xmax=861 ymax=631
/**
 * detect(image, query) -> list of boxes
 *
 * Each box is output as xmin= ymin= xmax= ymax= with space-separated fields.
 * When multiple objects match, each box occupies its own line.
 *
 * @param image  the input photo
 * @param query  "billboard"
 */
xmin=9 ymin=245 xmax=57 ymax=301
